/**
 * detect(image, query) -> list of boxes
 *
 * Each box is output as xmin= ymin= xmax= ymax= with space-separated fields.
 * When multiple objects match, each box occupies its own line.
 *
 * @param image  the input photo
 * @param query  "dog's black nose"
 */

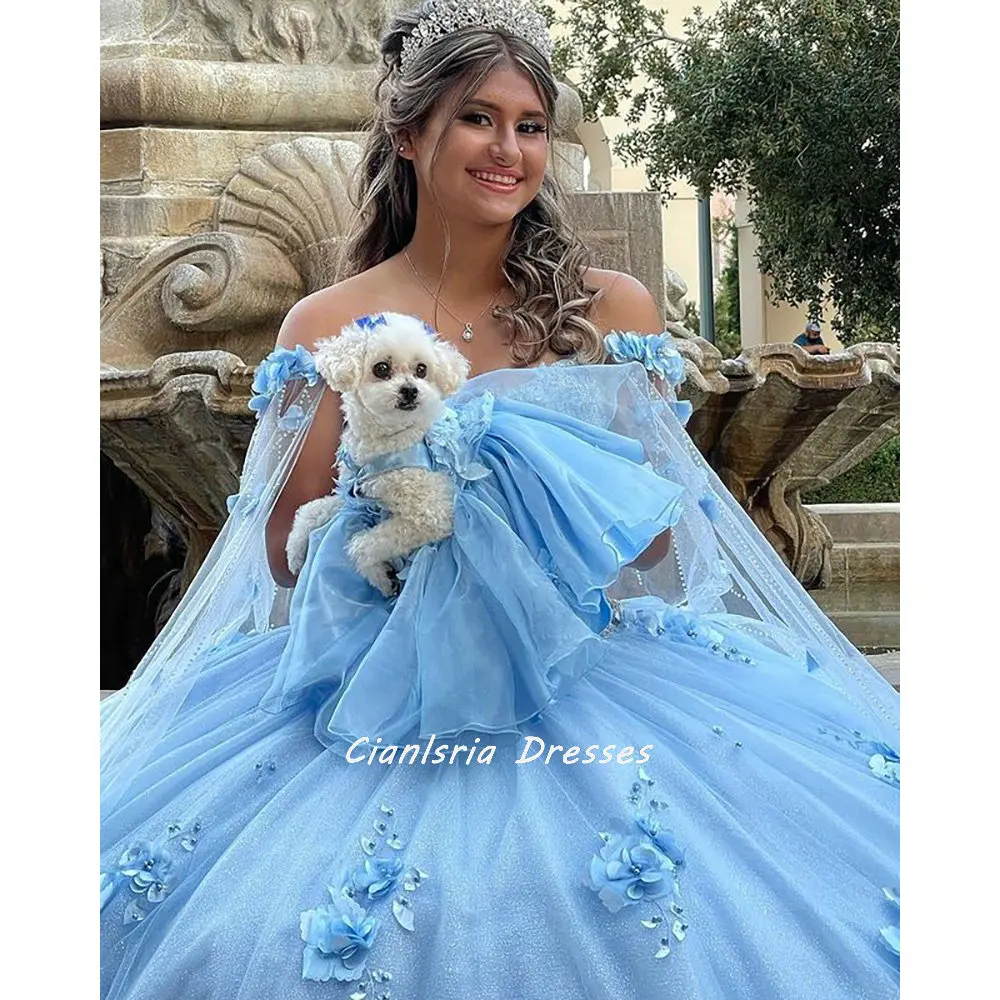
xmin=399 ymin=384 xmax=418 ymax=403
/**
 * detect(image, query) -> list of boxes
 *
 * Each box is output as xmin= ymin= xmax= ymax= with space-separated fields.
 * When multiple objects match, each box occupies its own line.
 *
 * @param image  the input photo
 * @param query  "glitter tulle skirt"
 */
xmin=100 ymin=607 xmax=899 ymax=1000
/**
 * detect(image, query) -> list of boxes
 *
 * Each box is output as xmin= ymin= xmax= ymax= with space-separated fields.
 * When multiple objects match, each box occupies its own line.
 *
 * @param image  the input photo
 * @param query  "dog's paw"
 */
xmin=361 ymin=561 xmax=400 ymax=598
xmin=347 ymin=535 xmax=401 ymax=598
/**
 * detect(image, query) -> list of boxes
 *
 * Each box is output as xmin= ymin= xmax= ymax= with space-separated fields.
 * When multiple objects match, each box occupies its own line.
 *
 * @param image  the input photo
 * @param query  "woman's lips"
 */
xmin=468 ymin=169 xmax=523 ymax=194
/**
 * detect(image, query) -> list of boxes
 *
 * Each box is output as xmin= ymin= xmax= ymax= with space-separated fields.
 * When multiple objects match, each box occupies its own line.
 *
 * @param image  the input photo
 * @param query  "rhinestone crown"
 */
xmin=399 ymin=0 xmax=553 ymax=72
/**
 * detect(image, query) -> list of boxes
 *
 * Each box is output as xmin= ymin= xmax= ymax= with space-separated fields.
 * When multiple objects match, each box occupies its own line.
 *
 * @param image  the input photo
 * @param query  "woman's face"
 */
xmin=404 ymin=64 xmax=551 ymax=228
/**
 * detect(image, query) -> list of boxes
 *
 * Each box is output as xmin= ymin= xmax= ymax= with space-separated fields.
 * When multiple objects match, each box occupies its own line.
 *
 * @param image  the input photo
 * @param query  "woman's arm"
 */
xmin=588 ymin=270 xmax=675 ymax=571
xmin=264 ymin=293 xmax=350 ymax=588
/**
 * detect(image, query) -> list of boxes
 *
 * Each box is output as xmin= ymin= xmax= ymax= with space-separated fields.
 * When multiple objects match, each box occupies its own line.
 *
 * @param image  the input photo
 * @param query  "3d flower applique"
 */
xmin=300 ymin=893 xmax=380 ymax=983
xmin=585 ymin=766 xmax=689 ymax=963
xmin=101 ymin=816 xmax=205 ymax=925
xmin=587 ymin=833 xmax=676 ymax=913
xmin=818 ymin=727 xmax=900 ymax=786
xmin=604 ymin=332 xmax=686 ymax=387
xmin=425 ymin=399 xmax=493 ymax=485
xmin=868 ymin=745 xmax=900 ymax=785
xmin=299 ymin=803 xmax=428 ymax=996
xmin=616 ymin=597 xmax=755 ymax=666
xmin=249 ymin=344 xmax=319 ymax=418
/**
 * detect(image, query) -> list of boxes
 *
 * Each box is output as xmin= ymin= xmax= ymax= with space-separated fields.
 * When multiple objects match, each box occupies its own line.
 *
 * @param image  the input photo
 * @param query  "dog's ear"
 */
xmin=431 ymin=338 xmax=471 ymax=397
xmin=314 ymin=325 xmax=367 ymax=393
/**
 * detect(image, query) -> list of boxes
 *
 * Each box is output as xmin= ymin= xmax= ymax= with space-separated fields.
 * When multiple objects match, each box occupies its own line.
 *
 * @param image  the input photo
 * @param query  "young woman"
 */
xmin=100 ymin=3 xmax=900 ymax=998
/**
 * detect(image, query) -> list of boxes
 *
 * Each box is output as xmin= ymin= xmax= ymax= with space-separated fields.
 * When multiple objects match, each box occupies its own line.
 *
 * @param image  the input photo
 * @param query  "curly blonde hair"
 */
xmin=340 ymin=2 xmax=605 ymax=366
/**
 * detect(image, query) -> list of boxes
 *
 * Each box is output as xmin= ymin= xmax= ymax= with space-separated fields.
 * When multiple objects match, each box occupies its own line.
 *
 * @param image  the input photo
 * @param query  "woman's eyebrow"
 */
xmin=463 ymin=98 xmax=548 ymax=118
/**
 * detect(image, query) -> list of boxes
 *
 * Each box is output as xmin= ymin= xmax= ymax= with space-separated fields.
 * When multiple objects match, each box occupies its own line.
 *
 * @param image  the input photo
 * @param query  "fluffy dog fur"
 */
xmin=285 ymin=313 xmax=470 ymax=595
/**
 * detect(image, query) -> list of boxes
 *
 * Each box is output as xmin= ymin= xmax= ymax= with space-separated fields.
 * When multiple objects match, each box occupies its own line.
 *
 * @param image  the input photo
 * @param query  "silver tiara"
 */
xmin=399 ymin=0 xmax=553 ymax=72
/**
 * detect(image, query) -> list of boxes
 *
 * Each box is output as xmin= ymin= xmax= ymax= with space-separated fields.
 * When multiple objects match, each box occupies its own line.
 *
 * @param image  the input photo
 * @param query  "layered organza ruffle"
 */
xmin=260 ymin=392 xmax=684 ymax=747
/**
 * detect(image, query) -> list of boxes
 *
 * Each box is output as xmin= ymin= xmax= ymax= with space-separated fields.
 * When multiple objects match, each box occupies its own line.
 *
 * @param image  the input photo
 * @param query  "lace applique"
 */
xmin=502 ymin=364 xmax=617 ymax=427
xmin=100 ymin=817 xmax=205 ymax=924
xmin=299 ymin=803 xmax=427 ymax=993
xmin=585 ymin=767 xmax=689 ymax=963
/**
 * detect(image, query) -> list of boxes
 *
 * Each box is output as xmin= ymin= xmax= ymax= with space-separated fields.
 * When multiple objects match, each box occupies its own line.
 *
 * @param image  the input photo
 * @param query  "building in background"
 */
xmin=567 ymin=0 xmax=834 ymax=351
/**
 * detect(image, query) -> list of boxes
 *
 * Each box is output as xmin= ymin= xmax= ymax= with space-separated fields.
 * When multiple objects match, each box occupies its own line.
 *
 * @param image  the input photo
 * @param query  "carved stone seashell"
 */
xmin=216 ymin=136 xmax=363 ymax=291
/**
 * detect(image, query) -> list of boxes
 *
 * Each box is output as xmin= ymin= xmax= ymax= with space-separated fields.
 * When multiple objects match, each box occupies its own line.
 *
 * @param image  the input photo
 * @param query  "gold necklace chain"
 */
xmin=403 ymin=249 xmax=503 ymax=342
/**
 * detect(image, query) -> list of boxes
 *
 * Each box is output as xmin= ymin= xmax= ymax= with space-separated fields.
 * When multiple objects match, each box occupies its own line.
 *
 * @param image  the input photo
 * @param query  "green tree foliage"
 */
xmin=550 ymin=0 xmax=899 ymax=344
xmin=803 ymin=437 xmax=900 ymax=504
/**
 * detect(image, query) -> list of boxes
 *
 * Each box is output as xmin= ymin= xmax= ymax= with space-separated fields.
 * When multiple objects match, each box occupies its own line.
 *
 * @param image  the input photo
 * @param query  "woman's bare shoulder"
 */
xmin=276 ymin=266 xmax=397 ymax=351
xmin=584 ymin=267 xmax=663 ymax=336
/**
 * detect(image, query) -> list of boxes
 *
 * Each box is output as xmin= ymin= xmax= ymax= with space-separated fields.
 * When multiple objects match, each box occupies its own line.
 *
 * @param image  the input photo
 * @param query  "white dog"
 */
xmin=285 ymin=313 xmax=470 ymax=596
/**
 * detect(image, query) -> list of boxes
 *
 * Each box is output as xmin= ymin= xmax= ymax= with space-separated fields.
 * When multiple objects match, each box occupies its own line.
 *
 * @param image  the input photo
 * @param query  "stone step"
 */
xmin=807 ymin=502 xmax=899 ymax=544
xmin=811 ymin=582 xmax=899 ymax=614
xmin=828 ymin=541 xmax=900 ymax=584
xmin=826 ymin=611 xmax=900 ymax=651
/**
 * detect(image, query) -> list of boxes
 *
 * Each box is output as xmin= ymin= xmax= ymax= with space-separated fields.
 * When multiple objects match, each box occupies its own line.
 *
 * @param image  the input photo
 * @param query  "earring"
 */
xmin=398 ymin=145 xmax=406 ymax=154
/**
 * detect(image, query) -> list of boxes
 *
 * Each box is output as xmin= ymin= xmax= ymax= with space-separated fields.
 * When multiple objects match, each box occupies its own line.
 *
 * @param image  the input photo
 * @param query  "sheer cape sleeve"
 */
xmin=100 ymin=348 xmax=328 ymax=820
xmin=102 ymin=323 xmax=898 ymax=821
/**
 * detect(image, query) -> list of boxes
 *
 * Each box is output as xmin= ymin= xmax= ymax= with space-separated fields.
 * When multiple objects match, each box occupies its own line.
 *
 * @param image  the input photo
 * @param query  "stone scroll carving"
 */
xmin=101 ymin=136 xmax=362 ymax=370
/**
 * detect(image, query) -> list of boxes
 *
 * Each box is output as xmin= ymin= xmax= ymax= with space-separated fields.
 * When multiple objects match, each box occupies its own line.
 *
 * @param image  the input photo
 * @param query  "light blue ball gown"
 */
xmin=100 ymin=318 xmax=900 ymax=999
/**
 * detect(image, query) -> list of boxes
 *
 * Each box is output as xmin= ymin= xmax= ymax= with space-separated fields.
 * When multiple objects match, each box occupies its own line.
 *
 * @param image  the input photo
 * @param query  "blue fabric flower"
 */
xmin=118 ymin=841 xmax=175 ymax=903
xmin=604 ymin=332 xmax=686 ymax=386
xmin=869 ymin=751 xmax=900 ymax=785
xmin=343 ymin=857 xmax=404 ymax=902
xmin=300 ymin=893 xmax=379 ymax=982
xmin=586 ymin=833 xmax=677 ymax=913
xmin=635 ymin=813 xmax=686 ymax=867
xmin=426 ymin=397 xmax=494 ymax=484
xmin=249 ymin=345 xmax=318 ymax=418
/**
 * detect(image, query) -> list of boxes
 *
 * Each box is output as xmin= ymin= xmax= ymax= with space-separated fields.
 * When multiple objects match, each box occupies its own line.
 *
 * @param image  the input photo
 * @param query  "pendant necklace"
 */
xmin=403 ymin=249 xmax=503 ymax=342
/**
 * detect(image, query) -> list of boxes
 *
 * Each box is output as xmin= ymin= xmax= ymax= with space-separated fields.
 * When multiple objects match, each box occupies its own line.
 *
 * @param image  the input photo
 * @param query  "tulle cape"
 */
xmin=101 ymin=333 xmax=899 ymax=820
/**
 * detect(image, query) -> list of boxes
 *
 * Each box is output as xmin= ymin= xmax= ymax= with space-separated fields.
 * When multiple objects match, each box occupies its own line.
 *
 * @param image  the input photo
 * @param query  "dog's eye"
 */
xmin=414 ymin=363 xmax=428 ymax=378
xmin=372 ymin=361 xmax=391 ymax=380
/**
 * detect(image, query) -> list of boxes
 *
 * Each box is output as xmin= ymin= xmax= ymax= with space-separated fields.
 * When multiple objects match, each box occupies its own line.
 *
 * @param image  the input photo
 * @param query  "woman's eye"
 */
xmin=464 ymin=112 xmax=491 ymax=126
xmin=519 ymin=121 xmax=548 ymax=135
xmin=414 ymin=363 xmax=428 ymax=378
xmin=372 ymin=361 xmax=391 ymax=379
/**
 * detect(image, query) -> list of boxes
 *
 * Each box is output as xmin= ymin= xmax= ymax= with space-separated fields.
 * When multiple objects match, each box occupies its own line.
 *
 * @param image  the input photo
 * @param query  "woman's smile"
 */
xmin=468 ymin=168 xmax=524 ymax=193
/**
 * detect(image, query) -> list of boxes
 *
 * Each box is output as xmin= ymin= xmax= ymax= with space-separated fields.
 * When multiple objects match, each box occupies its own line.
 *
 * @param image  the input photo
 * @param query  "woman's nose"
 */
xmin=491 ymin=124 xmax=522 ymax=166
